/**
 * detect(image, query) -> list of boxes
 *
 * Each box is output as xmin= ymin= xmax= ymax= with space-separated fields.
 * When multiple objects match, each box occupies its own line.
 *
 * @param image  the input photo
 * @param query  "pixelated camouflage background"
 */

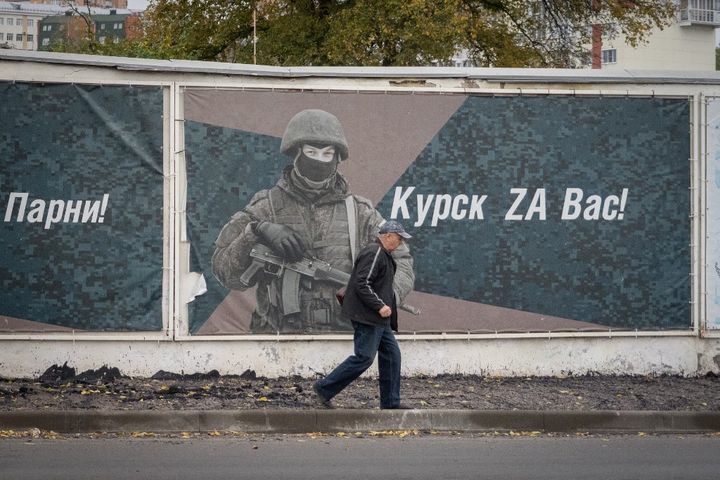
xmin=0 ymin=85 xmax=691 ymax=334
xmin=184 ymin=125 xmax=286 ymax=332
xmin=0 ymin=82 xmax=164 ymax=331
xmin=376 ymin=96 xmax=690 ymax=329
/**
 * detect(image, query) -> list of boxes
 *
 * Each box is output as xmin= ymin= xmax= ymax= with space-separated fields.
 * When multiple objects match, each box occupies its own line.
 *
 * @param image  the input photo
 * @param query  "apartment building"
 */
xmin=0 ymin=2 xmax=134 ymax=51
xmin=0 ymin=2 xmax=45 ymax=50
xmin=595 ymin=0 xmax=720 ymax=71
xmin=38 ymin=11 xmax=139 ymax=49
xmin=30 ymin=0 xmax=128 ymax=8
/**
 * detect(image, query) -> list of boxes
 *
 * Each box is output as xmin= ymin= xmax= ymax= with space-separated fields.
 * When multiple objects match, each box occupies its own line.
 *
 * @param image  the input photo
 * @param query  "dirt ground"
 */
xmin=1 ymin=364 xmax=719 ymax=411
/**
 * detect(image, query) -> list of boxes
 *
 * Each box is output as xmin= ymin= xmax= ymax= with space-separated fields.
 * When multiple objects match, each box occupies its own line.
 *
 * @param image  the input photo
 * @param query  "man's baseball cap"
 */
xmin=379 ymin=220 xmax=412 ymax=239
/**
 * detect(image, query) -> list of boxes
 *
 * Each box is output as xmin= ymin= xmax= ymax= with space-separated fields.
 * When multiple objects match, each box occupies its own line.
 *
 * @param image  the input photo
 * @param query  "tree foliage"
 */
xmin=63 ymin=0 xmax=678 ymax=67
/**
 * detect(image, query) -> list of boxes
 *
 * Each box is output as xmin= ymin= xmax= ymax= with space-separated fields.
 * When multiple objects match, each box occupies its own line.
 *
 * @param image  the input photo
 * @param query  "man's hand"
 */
xmin=379 ymin=305 xmax=392 ymax=318
xmin=255 ymin=222 xmax=306 ymax=261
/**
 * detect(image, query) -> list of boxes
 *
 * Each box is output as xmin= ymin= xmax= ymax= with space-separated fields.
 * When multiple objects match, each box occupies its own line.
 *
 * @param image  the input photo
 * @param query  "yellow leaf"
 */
xmin=181 ymin=432 xmax=192 ymax=438
xmin=258 ymin=396 xmax=268 ymax=402
xmin=208 ymin=430 xmax=222 ymax=436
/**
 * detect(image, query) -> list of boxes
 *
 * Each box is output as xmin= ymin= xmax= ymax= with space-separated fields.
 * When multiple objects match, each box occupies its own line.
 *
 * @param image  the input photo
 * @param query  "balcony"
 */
xmin=678 ymin=0 xmax=720 ymax=26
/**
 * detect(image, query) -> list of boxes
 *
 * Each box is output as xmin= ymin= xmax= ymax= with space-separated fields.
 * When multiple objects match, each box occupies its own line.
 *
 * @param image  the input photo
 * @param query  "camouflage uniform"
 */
xmin=211 ymin=110 xmax=414 ymax=333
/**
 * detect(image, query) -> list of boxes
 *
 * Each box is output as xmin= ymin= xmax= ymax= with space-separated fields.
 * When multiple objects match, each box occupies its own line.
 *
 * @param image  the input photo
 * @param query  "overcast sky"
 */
xmin=127 ymin=0 xmax=148 ymax=9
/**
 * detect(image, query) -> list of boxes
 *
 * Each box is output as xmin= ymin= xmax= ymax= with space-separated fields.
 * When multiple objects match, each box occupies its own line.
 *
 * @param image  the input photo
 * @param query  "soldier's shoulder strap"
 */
xmin=266 ymin=185 xmax=286 ymax=223
xmin=345 ymin=195 xmax=358 ymax=261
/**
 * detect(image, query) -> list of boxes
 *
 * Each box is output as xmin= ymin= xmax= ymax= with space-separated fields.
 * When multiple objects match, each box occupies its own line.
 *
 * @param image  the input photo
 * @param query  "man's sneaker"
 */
xmin=312 ymin=383 xmax=333 ymax=409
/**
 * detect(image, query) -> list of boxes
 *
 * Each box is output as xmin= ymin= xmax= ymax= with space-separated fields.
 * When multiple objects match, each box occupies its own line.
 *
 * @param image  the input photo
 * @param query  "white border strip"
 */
xmin=702 ymin=97 xmax=720 ymax=338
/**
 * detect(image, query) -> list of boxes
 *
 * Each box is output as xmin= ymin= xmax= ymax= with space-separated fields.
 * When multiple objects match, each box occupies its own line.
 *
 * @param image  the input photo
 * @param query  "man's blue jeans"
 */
xmin=315 ymin=321 xmax=401 ymax=408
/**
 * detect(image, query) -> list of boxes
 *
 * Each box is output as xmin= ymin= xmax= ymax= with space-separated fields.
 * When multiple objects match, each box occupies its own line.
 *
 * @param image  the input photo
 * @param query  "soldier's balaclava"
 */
xmin=293 ymin=143 xmax=339 ymax=189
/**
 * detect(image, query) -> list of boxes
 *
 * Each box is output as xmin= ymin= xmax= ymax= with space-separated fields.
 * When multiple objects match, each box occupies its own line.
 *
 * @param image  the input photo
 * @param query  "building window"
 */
xmin=100 ymin=23 xmax=105 ymax=30
xmin=7 ymin=18 xmax=13 ymax=26
xmin=601 ymin=49 xmax=617 ymax=64
xmin=98 ymin=36 xmax=106 ymax=44
xmin=6 ymin=33 xmax=11 ymax=41
xmin=27 ymin=34 xmax=33 ymax=42
xmin=0 ymin=18 xmax=4 ymax=25
xmin=28 ymin=19 xmax=34 ymax=27
xmin=42 ymin=38 xmax=49 ymax=46
xmin=16 ymin=33 xmax=22 ymax=41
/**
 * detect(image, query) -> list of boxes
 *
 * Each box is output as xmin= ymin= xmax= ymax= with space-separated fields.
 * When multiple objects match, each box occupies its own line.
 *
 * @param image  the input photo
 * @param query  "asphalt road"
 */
xmin=2 ymin=434 xmax=719 ymax=480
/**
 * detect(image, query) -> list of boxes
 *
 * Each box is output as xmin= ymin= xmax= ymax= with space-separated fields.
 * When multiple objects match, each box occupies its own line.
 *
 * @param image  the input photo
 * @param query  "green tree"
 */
xmin=65 ymin=0 xmax=678 ymax=68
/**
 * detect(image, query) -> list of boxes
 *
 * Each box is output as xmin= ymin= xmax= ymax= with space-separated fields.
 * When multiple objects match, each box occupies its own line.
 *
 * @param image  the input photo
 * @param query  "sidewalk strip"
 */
xmin=1 ymin=410 xmax=719 ymax=434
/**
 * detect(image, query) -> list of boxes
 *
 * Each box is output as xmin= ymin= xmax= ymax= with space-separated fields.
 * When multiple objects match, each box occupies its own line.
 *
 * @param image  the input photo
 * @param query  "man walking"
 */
xmin=313 ymin=221 xmax=412 ymax=409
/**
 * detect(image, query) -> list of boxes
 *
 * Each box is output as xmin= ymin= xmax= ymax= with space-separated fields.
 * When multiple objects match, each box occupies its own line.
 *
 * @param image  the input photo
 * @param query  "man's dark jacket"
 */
xmin=341 ymin=240 xmax=398 ymax=331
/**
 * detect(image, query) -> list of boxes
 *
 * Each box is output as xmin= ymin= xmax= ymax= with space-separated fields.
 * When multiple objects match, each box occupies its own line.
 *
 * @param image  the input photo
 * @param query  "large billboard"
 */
xmin=0 ymin=82 xmax=164 ymax=332
xmin=183 ymin=90 xmax=691 ymax=335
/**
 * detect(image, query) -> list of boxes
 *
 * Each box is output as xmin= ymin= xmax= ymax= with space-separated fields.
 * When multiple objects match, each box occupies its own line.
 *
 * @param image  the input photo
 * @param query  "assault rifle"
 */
xmin=239 ymin=243 xmax=421 ymax=316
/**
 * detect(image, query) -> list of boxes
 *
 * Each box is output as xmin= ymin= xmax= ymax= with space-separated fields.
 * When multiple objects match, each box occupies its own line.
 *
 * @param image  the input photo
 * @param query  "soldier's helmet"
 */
xmin=280 ymin=109 xmax=349 ymax=161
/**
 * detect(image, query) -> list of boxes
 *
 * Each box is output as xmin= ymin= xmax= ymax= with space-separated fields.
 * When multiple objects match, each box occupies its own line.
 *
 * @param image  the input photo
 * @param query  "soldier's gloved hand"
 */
xmin=255 ymin=222 xmax=306 ymax=261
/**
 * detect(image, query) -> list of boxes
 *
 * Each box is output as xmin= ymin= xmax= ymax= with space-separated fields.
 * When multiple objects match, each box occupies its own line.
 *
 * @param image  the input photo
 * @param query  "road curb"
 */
xmin=1 ymin=410 xmax=719 ymax=434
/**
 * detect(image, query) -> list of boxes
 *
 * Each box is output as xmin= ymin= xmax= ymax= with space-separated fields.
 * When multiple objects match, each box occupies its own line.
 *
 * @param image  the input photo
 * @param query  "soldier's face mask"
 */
xmin=294 ymin=144 xmax=338 ymax=183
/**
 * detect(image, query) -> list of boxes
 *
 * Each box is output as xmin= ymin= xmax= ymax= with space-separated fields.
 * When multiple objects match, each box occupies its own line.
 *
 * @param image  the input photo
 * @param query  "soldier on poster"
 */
xmin=211 ymin=109 xmax=415 ymax=333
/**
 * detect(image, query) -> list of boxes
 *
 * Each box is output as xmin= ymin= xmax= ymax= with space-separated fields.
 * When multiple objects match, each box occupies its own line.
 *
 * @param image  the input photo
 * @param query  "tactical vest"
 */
xmin=250 ymin=185 xmax=359 ymax=333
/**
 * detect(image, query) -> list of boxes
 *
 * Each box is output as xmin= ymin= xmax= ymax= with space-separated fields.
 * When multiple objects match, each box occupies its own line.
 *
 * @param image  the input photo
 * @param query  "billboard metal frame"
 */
xmin=0 ymin=56 xmax=708 ymax=342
